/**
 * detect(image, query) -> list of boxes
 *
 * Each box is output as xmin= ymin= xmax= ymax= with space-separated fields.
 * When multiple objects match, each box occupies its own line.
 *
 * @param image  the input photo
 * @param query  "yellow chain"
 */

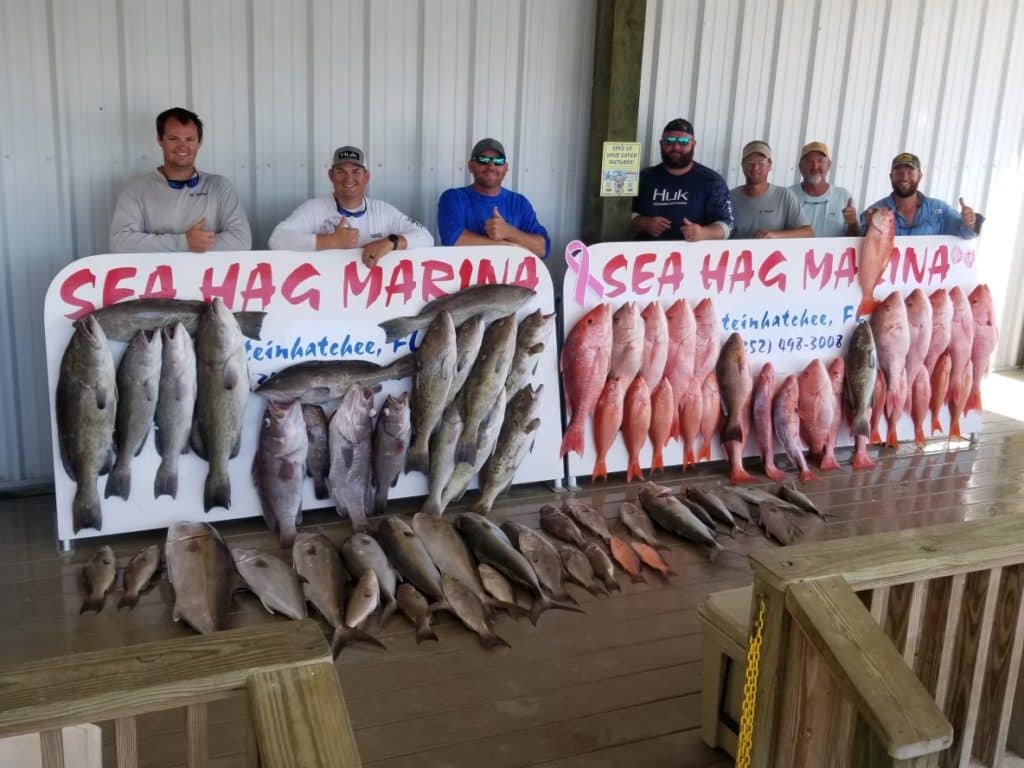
xmin=735 ymin=595 xmax=767 ymax=768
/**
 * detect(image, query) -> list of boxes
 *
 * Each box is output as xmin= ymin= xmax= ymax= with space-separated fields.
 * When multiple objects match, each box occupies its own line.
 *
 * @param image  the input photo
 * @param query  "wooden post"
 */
xmin=582 ymin=0 xmax=646 ymax=244
xmin=746 ymin=580 xmax=790 ymax=768
xmin=39 ymin=729 xmax=65 ymax=768
xmin=115 ymin=716 xmax=138 ymax=768
xmin=186 ymin=703 xmax=208 ymax=768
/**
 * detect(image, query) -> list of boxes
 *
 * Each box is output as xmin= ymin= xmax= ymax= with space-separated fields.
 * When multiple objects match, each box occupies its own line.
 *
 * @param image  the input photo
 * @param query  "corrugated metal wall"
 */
xmin=639 ymin=0 xmax=1024 ymax=366
xmin=0 ymin=0 xmax=595 ymax=487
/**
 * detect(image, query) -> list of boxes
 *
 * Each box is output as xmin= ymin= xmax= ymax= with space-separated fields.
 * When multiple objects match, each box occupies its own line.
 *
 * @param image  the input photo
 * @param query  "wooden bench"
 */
xmin=698 ymin=584 xmax=752 ymax=758
xmin=0 ymin=620 xmax=362 ymax=768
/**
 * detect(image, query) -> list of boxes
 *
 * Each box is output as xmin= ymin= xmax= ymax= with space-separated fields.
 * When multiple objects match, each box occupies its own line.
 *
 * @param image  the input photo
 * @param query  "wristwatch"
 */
xmin=387 ymin=234 xmax=400 ymax=249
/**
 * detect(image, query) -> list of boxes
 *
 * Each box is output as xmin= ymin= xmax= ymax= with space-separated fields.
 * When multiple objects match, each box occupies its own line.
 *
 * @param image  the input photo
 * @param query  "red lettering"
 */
xmin=803 ymin=249 xmax=832 ymax=290
xmin=140 ymin=265 xmax=176 ymax=299
xmin=385 ymin=259 xmax=416 ymax=307
xmin=632 ymin=252 xmax=656 ymax=294
xmin=342 ymin=261 xmax=382 ymax=308
xmin=929 ymin=245 xmax=950 ymax=283
xmin=759 ymin=251 xmax=787 ymax=292
xmin=60 ymin=268 xmax=97 ymax=320
xmin=281 ymin=263 xmax=321 ymax=309
xmin=201 ymin=263 xmax=240 ymax=307
xmin=729 ymin=251 xmax=754 ymax=293
xmin=657 ymin=252 xmax=684 ymax=295
xmin=458 ymin=260 xmax=474 ymax=290
xmin=901 ymin=246 xmax=926 ymax=284
xmin=102 ymin=267 xmax=138 ymax=307
xmin=476 ymin=259 xmax=498 ymax=286
xmin=511 ymin=258 xmax=540 ymax=291
xmin=421 ymin=259 xmax=454 ymax=301
xmin=701 ymin=252 xmax=728 ymax=292
xmin=603 ymin=254 xmax=628 ymax=298
xmin=834 ymin=247 xmax=857 ymax=287
xmin=240 ymin=263 xmax=275 ymax=311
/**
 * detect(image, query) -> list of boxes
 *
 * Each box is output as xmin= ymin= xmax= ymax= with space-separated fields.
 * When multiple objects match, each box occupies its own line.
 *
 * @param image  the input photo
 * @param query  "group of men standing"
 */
xmin=110 ymin=107 xmax=550 ymax=262
xmin=109 ymin=107 xmax=982 ymax=262
xmin=631 ymin=118 xmax=982 ymax=242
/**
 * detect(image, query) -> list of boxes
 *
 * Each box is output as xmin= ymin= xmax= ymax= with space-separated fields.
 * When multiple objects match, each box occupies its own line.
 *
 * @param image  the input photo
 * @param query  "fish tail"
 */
xmin=235 ymin=311 xmax=266 ymax=341
xmin=380 ymin=597 xmax=398 ymax=626
xmin=104 ymin=461 xmax=131 ymax=500
xmin=721 ymin=417 xmax=743 ymax=444
xmin=856 ymin=296 xmax=877 ymax=318
xmin=965 ymin=390 xmax=981 ymax=414
xmin=915 ymin=424 xmax=926 ymax=447
xmin=73 ymin=486 xmax=102 ymax=533
xmin=651 ymin=447 xmax=664 ymax=472
xmin=377 ymin=317 xmax=416 ymax=344
xmin=819 ymin=454 xmax=840 ymax=471
xmin=406 ymin=435 xmax=429 ymax=476
xmin=626 ymin=458 xmax=644 ymax=483
xmin=478 ymin=630 xmax=511 ymax=650
xmin=931 ymin=414 xmax=943 ymax=435
xmin=80 ymin=595 xmax=105 ymax=614
xmin=559 ymin=419 xmax=584 ymax=458
xmin=851 ymin=438 xmax=875 ymax=470
xmin=313 ymin=476 xmax=330 ymax=500
xmin=420 ymin=496 xmax=443 ymax=517
xmin=529 ymin=598 xmax=546 ymax=625
xmin=730 ymin=465 xmax=755 ymax=484
xmin=851 ymin=413 xmax=870 ymax=439
xmin=153 ymin=459 xmax=178 ymax=499
xmin=331 ymin=625 xmax=386 ymax=657
xmin=604 ymin=577 xmax=622 ymax=592
xmin=886 ymin=424 xmax=900 ymax=448
xmin=549 ymin=596 xmax=587 ymax=615
xmin=684 ymin=443 xmax=696 ymax=468
xmin=415 ymin=621 xmax=439 ymax=644
xmin=591 ymin=457 xmax=608 ymax=482
xmin=870 ymin=424 xmax=883 ymax=445
xmin=117 ymin=591 xmax=140 ymax=610
xmin=278 ymin=523 xmax=297 ymax=549
xmin=949 ymin=418 xmax=963 ymax=441
xmin=630 ymin=572 xmax=647 ymax=584
xmin=203 ymin=468 xmax=231 ymax=512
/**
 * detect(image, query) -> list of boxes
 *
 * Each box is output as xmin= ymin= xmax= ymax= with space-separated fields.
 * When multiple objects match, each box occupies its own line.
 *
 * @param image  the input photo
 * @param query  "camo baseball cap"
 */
xmin=891 ymin=152 xmax=921 ymax=171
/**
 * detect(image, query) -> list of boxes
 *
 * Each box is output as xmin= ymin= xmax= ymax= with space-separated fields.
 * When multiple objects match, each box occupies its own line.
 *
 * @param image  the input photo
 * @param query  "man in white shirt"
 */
xmin=788 ymin=141 xmax=859 ymax=237
xmin=110 ymin=107 xmax=252 ymax=253
xmin=268 ymin=146 xmax=433 ymax=267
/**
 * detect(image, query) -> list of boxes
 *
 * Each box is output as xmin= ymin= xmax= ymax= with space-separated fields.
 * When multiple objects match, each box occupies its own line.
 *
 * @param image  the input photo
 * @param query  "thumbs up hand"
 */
xmin=959 ymin=197 xmax=976 ymax=230
xmin=842 ymin=197 xmax=858 ymax=225
xmin=485 ymin=205 xmax=513 ymax=241
xmin=186 ymin=217 xmax=215 ymax=252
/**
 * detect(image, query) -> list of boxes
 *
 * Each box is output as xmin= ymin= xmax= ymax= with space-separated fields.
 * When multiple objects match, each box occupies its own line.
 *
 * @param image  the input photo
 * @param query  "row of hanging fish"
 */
xmin=57 ymin=298 xmax=254 ymax=533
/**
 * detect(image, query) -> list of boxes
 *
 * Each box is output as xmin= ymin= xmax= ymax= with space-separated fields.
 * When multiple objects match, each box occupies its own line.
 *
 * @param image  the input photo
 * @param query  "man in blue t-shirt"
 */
xmin=863 ymin=152 xmax=983 ymax=238
xmin=630 ymin=118 xmax=733 ymax=241
xmin=437 ymin=138 xmax=550 ymax=258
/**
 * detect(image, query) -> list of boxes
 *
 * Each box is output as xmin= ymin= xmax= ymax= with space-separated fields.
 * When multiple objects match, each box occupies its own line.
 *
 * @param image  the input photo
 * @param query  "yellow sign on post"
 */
xmin=600 ymin=141 xmax=641 ymax=197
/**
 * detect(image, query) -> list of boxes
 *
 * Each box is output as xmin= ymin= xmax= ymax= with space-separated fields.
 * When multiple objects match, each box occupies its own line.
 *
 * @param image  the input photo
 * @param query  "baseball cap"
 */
xmin=663 ymin=118 xmax=695 ymax=135
xmin=742 ymin=140 xmax=772 ymax=161
xmin=800 ymin=141 xmax=829 ymax=159
xmin=891 ymin=152 xmax=921 ymax=171
xmin=471 ymin=138 xmax=506 ymax=158
xmin=331 ymin=146 xmax=366 ymax=168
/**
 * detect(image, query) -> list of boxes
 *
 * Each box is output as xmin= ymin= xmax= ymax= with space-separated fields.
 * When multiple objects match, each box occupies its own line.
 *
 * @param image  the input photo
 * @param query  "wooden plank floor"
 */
xmin=2 ymin=410 xmax=1024 ymax=767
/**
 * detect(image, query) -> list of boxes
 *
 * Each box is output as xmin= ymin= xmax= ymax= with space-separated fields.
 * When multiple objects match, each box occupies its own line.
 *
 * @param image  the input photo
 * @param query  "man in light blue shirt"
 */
xmin=788 ymin=141 xmax=860 ymax=237
xmin=864 ymin=152 xmax=983 ymax=238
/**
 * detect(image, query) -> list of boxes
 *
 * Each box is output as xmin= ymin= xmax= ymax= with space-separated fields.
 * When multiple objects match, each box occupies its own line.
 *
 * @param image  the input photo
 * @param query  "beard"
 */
xmin=662 ymin=146 xmax=694 ymax=170
xmin=892 ymin=180 xmax=918 ymax=198
xmin=803 ymin=172 xmax=825 ymax=185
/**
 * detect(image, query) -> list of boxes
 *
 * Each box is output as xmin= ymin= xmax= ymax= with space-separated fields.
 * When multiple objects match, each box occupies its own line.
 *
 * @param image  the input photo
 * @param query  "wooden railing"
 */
xmin=0 ymin=620 xmax=362 ymax=768
xmin=745 ymin=514 xmax=1024 ymax=768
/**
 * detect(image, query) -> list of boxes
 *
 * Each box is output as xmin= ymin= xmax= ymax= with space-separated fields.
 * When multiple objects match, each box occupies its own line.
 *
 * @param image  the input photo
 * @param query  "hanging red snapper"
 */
xmin=946 ymin=287 xmax=975 ymax=440
xmin=639 ymin=301 xmax=669 ymax=389
xmin=924 ymin=289 xmax=953 ymax=375
xmin=772 ymin=374 xmax=814 ymax=483
xmin=752 ymin=363 xmax=784 ymax=480
xmin=560 ymin=304 xmax=613 ymax=458
xmin=622 ymin=375 xmax=652 ymax=482
xmin=698 ymin=372 xmax=720 ymax=462
xmin=592 ymin=377 xmax=625 ymax=481
xmin=797 ymin=359 xmax=834 ymax=466
xmin=823 ymin=358 xmax=844 ymax=471
xmin=609 ymin=302 xmax=644 ymax=382
xmin=715 ymin=333 xmax=753 ymax=483
xmin=966 ymin=284 xmax=998 ymax=413
xmin=869 ymin=291 xmax=911 ymax=448
xmin=648 ymin=378 xmax=674 ymax=471
xmin=857 ymin=207 xmax=895 ymax=317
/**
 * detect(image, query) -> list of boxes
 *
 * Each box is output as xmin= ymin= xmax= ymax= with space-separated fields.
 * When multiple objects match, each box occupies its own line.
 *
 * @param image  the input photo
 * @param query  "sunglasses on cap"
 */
xmin=473 ymin=155 xmax=507 ymax=166
xmin=662 ymin=136 xmax=692 ymax=145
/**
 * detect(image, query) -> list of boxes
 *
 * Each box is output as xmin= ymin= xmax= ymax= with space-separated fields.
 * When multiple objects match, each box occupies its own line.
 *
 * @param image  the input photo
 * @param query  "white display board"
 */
xmin=45 ymin=246 xmax=562 ymax=542
xmin=560 ymin=236 xmax=982 ymax=481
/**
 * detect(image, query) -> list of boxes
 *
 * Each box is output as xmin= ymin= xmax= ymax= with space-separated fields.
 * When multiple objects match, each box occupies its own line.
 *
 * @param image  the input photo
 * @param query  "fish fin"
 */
xmin=684 ymin=445 xmax=695 ymax=468
xmin=819 ymin=455 xmax=840 ymax=471
xmin=591 ymin=458 xmax=607 ymax=482
xmin=153 ymin=458 xmax=178 ymax=499
xmin=230 ymin=432 xmax=242 ymax=460
xmin=312 ymin=476 xmax=330 ymax=500
xmin=341 ymin=446 xmax=354 ymax=468
xmin=931 ymin=415 xmax=943 ymax=435
xmin=799 ymin=467 xmax=818 ymax=482
xmin=236 ymin=311 xmax=266 ymax=341
xmin=221 ymin=361 xmax=239 ymax=390
xmin=104 ymin=463 xmax=131 ymax=500
xmin=915 ymin=424 xmax=926 ymax=447
xmin=380 ymin=597 xmax=398 ymax=626
xmin=856 ymin=296 xmax=878 ymax=318
xmin=72 ymin=488 xmax=102 ymax=533
xmin=559 ymin=419 xmax=584 ymax=458
xmin=415 ymin=624 xmax=440 ymax=644
xmin=478 ymin=630 xmax=511 ymax=650
xmin=965 ymin=391 xmax=981 ymax=413
xmin=765 ymin=465 xmax=786 ymax=481
xmin=117 ymin=591 xmax=140 ymax=610
xmin=886 ymin=424 xmax=900 ymax=448
xmin=651 ymin=448 xmax=664 ymax=472
xmin=698 ymin=443 xmax=711 ymax=462
xmin=204 ymin=470 xmax=231 ymax=511
xmin=95 ymin=383 xmax=110 ymax=411
xmin=730 ymin=466 xmax=756 ymax=484
xmin=80 ymin=596 xmax=105 ymax=614
xmin=258 ymin=597 xmax=277 ymax=615
xmin=626 ymin=458 xmax=644 ymax=483
xmin=331 ymin=625 xmax=386 ymax=657
xmin=870 ymin=425 xmax=883 ymax=445
xmin=949 ymin=419 xmax=962 ymax=440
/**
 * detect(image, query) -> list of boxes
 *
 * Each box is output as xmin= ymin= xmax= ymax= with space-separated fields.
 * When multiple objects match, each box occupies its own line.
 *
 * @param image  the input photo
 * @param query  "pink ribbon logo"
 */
xmin=565 ymin=240 xmax=604 ymax=307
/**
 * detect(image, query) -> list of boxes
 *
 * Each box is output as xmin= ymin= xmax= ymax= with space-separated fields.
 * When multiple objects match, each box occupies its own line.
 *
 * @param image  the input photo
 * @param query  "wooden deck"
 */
xmin=2 ymin=406 xmax=1024 ymax=767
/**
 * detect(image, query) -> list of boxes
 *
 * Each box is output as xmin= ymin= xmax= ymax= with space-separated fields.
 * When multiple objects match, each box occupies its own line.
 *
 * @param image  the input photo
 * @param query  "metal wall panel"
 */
xmin=640 ymin=0 xmax=1024 ymax=368
xmin=0 ymin=0 xmax=595 ymax=486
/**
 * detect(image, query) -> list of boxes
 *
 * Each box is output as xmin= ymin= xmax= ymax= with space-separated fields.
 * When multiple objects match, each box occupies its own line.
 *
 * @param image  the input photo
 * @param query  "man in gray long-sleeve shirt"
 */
xmin=109 ymin=107 xmax=252 ymax=253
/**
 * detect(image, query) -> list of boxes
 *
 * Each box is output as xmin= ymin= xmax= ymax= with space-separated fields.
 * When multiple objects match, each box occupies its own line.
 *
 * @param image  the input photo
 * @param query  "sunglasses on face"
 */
xmin=473 ymin=155 xmax=507 ymax=166
xmin=662 ymin=136 xmax=692 ymax=145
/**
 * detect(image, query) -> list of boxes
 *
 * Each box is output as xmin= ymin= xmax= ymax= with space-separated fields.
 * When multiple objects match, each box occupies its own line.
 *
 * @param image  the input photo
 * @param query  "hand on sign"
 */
xmin=842 ymin=197 xmax=858 ymax=226
xmin=186 ymin=218 xmax=215 ymax=253
xmin=680 ymin=218 xmax=703 ymax=242
xmin=361 ymin=237 xmax=394 ymax=268
xmin=959 ymin=197 xmax=976 ymax=230
xmin=333 ymin=217 xmax=359 ymax=249
xmin=753 ymin=229 xmax=773 ymax=239
xmin=644 ymin=216 xmax=672 ymax=238
xmin=485 ymin=206 xmax=513 ymax=241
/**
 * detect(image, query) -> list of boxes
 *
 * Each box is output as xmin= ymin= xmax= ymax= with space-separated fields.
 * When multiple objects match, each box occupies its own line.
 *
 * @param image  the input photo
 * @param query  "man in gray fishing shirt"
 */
xmin=109 ymin=107 xmax=252 ymax=253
